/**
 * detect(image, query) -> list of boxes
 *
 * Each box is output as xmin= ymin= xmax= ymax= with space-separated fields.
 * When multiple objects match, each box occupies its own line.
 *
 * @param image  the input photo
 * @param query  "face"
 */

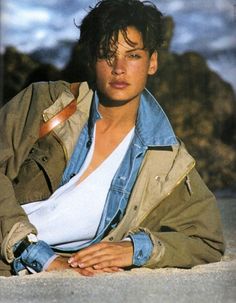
xmin=95 ymin=26 xmax=158 ymax=105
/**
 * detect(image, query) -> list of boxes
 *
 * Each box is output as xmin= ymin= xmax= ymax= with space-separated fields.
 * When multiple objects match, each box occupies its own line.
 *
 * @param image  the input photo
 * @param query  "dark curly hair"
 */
xmin=76 ymin=0 xmax=164 ymax=86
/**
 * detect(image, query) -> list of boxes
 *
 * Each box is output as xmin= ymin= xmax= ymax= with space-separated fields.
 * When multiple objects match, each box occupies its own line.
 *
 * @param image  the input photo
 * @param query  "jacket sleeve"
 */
xmin=128 ymin=168 xmax=225 ymax=268
xmin=0 ymin=84 xmax=44 ymax=262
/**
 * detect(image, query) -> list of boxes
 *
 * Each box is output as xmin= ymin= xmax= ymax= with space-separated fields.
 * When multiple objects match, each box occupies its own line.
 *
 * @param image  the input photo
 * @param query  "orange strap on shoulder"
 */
xmin=39 ymin=99 xmax=77 ymax=139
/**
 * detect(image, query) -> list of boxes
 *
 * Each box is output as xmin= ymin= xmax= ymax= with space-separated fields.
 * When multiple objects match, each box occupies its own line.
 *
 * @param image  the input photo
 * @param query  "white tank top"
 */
xmin=22 ymin=126 xmax=134 ymax=249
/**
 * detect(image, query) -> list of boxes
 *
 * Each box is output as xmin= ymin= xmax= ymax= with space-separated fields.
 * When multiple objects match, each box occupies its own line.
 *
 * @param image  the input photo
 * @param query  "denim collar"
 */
xmin=135 ymin=89 xmax=177 ymax=147
xmin=89 ymin=89 xmax=177 ymax=147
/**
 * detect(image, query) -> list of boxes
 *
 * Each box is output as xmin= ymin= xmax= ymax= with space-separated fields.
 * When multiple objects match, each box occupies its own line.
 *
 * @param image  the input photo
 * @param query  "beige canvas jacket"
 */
xmin=0 ymin=81 xmax=225 ymax=276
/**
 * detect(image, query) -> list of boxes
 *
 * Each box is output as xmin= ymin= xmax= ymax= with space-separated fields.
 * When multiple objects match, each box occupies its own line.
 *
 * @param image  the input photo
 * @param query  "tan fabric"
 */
xmin=1 ymin=222 xmax=37 ymax=263
xmin=0 ymin=259 xmax=11 ymax=277
xmin=39 ymin=99 xmax=77 ymax=139
xmin=0 ymin=81 xmax=225 ymax=276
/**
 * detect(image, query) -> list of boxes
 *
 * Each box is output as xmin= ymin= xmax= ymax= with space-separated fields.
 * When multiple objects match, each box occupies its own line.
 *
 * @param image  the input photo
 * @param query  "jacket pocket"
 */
xmin=13 ymin=157 xmax=52 ymax=204
xmin=13 ymin=135 xmax=66 ymax=204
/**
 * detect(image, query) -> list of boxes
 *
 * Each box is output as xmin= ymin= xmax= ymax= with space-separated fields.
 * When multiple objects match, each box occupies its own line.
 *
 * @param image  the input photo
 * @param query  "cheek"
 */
xmin=95 ymin=67 xmax=105 ymax=87
xmin=95 ymin=64 xmax=110 ymax=84
xmin=129 ymin=61 xmax=150 ymax=78
xmin=132 ymin=66 xmax=149 ymax=86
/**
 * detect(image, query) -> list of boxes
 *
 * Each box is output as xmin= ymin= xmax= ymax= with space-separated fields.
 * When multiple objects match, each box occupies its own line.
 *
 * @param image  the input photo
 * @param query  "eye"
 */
xmin=97 ymin=50 xmax=114 ymax=61
xmin=128 ymin=53 xmax=141 ymax=59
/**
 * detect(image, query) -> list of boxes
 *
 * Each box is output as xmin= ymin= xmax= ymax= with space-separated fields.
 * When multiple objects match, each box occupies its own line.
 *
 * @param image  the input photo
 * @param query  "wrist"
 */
xmin=128 ymin=232 xmax=153 ymax=266
xmin=43 ymin=254 xmax=59 ymax=271
xmin=12 ymin=240 xmax=56 ymax=274
xmin=13 ymin=233 xmax=38 ymax=258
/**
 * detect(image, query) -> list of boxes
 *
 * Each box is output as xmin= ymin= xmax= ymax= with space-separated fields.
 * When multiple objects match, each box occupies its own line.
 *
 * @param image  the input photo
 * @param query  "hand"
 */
xmin=46 ymin=256 xmax=93 ymax=276
xmin=46 ymin=256 xmax=122 ymax=276
xmin=68 ymin=241 xmax=134 ymax=270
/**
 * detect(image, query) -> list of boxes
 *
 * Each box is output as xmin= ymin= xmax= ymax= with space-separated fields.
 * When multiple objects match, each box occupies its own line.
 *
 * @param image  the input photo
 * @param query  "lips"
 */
xmin=109 ymin=81 xmax=130 ymax=89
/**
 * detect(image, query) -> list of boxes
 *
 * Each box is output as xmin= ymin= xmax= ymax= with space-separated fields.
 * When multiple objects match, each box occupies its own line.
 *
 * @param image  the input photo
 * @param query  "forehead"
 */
xmin=114 ymin=26 xmax=144 ymax=50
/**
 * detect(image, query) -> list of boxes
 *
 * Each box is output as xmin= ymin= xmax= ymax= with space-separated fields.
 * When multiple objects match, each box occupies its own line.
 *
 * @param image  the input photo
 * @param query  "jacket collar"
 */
xmin=136 ymin=89 xmax=178 ymax=147
xmin=91 ymin=88 xmax=177 ymax=147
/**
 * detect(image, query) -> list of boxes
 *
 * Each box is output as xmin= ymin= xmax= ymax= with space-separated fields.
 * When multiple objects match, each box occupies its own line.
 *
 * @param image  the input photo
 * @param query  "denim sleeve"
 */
xmin=128 ymin=232 xmax=153 ymax=266
xmin=12 ymin=241 xmax=56 ymax=274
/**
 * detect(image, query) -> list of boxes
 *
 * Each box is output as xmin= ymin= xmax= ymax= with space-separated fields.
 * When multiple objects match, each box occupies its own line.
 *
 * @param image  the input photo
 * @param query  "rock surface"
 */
xmin=0 ymin=198 xmax=235 ymax=303
xmin=1 ymin=47 xmax=61 ymax=105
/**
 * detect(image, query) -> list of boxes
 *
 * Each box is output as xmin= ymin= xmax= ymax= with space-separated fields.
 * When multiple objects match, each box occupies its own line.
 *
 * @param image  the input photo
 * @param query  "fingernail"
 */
xmin=93 ymin=265 xmax=100 ymax=269
xmin=70 ymin=262 xmax=78 ymax=268
xmin=78 ymin=263 xmax=85 ymax=268
xmin=68 ymin=258 xmax=74 ymax=264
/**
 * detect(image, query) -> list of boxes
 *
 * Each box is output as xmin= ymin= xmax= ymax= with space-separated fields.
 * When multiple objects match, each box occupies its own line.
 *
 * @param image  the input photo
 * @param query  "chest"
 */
xmin=78 ymin=124 xmax=134 ymax=184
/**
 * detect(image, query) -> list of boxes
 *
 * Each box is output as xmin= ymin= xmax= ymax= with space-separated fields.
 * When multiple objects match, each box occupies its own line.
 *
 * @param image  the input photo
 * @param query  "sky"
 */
xmin=1 ymin=0 xmax=236 ymax=90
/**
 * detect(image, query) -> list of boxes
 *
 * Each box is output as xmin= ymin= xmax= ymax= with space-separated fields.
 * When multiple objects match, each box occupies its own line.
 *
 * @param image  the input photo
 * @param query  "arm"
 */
xmin=0 ymin=85 xmax=40 ymax=263
xmin=129 ymin=168 xmax=225 ymax=269
xmin=0 ymin=83 xmax=75 ymax=275
xmin=68 ymin=168 xmax=225 ymax=270
xmin=0 ymin=83 xmax=58 ymax=267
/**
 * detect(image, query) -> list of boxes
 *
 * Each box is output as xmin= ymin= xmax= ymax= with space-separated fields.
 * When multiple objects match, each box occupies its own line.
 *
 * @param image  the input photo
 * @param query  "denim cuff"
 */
xmin=128 ymin=232 xmax=153 ymax=266
xmin=12 ymin=241 xmax=56 ymax=274
xmin=12 ymin=257 xmax=27 ymax=274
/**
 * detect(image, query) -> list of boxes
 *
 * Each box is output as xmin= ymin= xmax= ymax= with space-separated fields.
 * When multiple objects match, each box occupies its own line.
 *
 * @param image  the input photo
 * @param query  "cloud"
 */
xmin=1 ymin=0 xmax=87 ymax=53
xmin=1 ymin=0 xmax=235 ymax=90
xmin=2 ymin=0 xmax=235 ymax=54
xmin=2 ymin=2 xmax=50 ymax=29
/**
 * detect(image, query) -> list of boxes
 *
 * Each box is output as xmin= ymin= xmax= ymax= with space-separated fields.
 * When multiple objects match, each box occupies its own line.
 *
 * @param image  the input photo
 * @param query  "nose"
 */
xmin=111 ymin=56 xmax=126 ymax=75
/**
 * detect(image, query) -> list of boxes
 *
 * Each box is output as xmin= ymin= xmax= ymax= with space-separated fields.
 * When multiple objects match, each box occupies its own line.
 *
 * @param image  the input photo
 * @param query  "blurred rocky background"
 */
xmin=1 ymin=1 xmax=236 ymax=193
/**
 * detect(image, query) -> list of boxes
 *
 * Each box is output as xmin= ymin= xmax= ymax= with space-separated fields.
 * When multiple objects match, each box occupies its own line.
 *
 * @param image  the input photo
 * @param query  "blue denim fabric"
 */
xmin=129 ymin=232 xmax=154 ymax=266
xmin=12 ymin=241 xmax=55 ymax=274
xmin=15 ymin=88 xmax=178 ymax=272
xmin=60 ymin=94 xmax=101 ymax=186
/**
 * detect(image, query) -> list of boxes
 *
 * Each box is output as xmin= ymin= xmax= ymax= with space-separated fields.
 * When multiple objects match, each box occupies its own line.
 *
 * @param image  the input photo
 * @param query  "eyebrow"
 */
xmin=126 ymin=47 xmax=145 ymax=53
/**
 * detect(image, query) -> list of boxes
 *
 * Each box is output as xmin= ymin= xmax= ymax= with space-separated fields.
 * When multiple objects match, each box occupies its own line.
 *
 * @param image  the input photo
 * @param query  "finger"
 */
xmin=98 ymin=267 xmax=118 ymax=273
xmin=86 ymin=266 xmax=123 ymax=274
xmin=91 ymin=250 xmax=133 ymax=269
xmin=74 ymin=267 xmax=94 ymax=277
xmin=99 ymin=267 xmax=124 ymax=273
xmin=83 ymin=255 xmax=127 ymax=269
xmin=69 ymin=242 xmax=111 ymax=263
xmin=76 ymin=253 xmax=115 ymax=268
xmin=103 ymin=266 xmax=124 ymax=272
xmin=92 ymin=258 xmax=125 ymax=270
xmin=75 ymin=266 xmax=115 ymax=276
xmin=70 ymin=247 xmax=113 ymax=268
xmin=77 ymin=246 xmax=133 ymax=269
xmin=69 ymin=242 xmax=133 ymax=269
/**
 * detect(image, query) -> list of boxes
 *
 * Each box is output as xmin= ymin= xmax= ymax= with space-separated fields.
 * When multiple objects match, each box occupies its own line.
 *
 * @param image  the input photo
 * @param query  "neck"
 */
xmin=98 ymin=96 xmax=140 ymax=129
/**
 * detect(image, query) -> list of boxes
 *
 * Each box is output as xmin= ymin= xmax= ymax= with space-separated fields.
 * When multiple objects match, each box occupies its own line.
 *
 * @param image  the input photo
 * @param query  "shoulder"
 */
xmin=31 ymin=80 xmax=71 ymax=100
xmin=146 ymin=140 xmax=195 ymax=171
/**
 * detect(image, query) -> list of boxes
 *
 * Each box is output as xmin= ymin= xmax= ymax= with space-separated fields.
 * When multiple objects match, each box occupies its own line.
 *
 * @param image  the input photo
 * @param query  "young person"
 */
xmin=0 ymin=0 xmax=224 ymax=277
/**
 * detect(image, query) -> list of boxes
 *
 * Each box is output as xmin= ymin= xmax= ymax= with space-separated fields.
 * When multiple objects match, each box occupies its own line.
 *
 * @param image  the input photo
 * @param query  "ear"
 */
xmin=148 ymin=51 xmax=158 ymax=75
